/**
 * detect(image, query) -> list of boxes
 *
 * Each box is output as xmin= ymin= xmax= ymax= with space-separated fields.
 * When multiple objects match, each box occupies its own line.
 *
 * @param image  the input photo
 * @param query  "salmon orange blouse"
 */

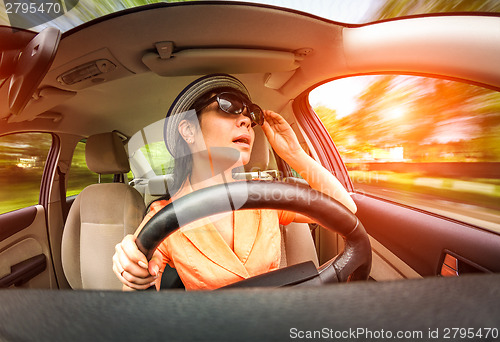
xmin=137 ymin=180 xmax=295 ymax=290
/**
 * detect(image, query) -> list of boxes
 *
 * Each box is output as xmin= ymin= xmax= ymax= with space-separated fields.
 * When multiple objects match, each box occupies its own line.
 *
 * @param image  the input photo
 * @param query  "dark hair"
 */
xmin=145 ymin=87 xmax=245 ymax=212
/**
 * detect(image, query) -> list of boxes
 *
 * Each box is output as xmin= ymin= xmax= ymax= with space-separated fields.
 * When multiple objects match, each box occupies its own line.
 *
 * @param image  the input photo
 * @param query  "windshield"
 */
xmin=2 ymin=0 xmax=499 ymax=32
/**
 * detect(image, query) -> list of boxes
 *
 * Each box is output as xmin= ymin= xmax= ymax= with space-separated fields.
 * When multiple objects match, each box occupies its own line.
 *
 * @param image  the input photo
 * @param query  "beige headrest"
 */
xmin=85 ymin=132 xmax=130 ymax=174
xmin=148 ymin=174 xmax=174 ymax=196
xmin=244 ymin=126 xmax=269 ymax=172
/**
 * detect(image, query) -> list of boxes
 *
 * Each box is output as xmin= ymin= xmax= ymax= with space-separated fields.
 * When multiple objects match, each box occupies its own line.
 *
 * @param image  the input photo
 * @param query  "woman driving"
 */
xmin=112 ymin=74 xmax=356 ymax=290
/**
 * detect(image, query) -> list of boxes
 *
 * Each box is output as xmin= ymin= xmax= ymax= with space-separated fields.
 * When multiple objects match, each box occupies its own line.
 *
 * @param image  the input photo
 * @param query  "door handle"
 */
xmin=0 ymin=254 xmax=46 ymax=288
xmin=440 ymin=253 xmax=459 ymax=277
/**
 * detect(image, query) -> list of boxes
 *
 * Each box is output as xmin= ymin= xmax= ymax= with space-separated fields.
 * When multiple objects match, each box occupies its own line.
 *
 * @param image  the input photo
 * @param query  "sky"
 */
xmin=309 ymin=77 xmax=376 ymax=118
xmin=221 ymin=0 xmax=383 ymax=24
xmin=222 ymin=0 xmax=383 ymax=23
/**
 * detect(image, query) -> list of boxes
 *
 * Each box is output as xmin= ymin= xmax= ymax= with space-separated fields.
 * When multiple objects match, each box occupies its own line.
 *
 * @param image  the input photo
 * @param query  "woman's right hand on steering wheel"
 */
xmin=113 ymin=234 xmax=162 ymax=290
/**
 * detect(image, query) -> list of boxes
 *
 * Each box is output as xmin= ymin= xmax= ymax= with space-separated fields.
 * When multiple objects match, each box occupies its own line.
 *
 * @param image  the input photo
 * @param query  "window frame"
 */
xmin=293 ymin=92 xmax=354 ymax=192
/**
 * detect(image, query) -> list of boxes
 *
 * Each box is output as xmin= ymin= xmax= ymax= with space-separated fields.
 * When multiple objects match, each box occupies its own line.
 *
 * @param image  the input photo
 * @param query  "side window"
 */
xmin=66 ymin=140 xmax=116 ymax=197
xmin=139 ymin=141 xmax=174 ymax=176
xmin=310 ymin=75 xmax=500 ymax=232
xmin=127 ymin=119 xmax=175 ymax=180
xmin=0 ymin=132 xmax=52 ymax=214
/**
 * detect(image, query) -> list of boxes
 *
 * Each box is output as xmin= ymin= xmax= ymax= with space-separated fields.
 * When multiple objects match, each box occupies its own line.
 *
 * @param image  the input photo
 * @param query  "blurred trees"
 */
xmin=318 ymin=75 xmax=500 ymax=162
xmin=319 ymin=0 xmax=500 ymax=163
xmin=0 ymin=133 xmax=52 ymax=212
xmin=65 ymin=0 xmax=194 ymax=24
xmin=376 ymin=0 xmax=500 ymax=20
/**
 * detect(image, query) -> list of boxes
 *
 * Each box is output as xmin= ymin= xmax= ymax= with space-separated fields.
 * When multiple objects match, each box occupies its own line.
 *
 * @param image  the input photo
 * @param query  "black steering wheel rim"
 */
xmin=136 ymin=180 xmax=371 ymax=284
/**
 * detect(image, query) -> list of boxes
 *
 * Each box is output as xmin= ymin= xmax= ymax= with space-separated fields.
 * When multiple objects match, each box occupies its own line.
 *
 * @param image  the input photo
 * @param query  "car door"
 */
xmin=0 ymin=132 xmax=58 ymax=289
xmin=299 ymin=74 xmax=500 ymax=279
xmin=0 ymin=23 xmax=63 ymax=289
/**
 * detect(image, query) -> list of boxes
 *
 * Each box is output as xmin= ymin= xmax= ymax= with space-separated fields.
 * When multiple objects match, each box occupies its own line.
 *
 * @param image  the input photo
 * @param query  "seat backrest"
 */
xmin=279 ymin=177 xmax=320 ymax=268
xmin=244 ymin=126 xmax=269 ymax=172
xmin=280 ymin=222 xmax=319 ymax=268
xmin=61 ymin=132 xmax=145 ymax=289
xmin=144 ymin=174 xmax=174 ymax=204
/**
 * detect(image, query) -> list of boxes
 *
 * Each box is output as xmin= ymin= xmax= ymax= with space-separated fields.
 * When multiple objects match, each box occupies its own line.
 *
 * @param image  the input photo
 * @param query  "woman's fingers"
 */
xmin=112 ymin=234 xmax=159 ymax=290
xmin=262 ymin=110 xmax=292 ymax=136
xmin=261 ymin=110 xmax=303 ymax=160
xmin=263 ymin=110 xmax=287 ymax=126
xmin=261 ymin=111 xmax=278 ymax=138
xmin=121 ymin=234 xmax=149 ymax=268
xmin=148 ymin=249 xmax=163 ymax=277
xmin=112 ymin=258 xmax=153 ymax=290
xmin=118 ymin=244 xmax=153 ymax=279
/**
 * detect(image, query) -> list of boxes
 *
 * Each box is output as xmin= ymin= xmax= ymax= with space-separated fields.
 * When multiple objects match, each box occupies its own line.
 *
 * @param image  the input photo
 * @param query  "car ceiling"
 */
xmin=1 ymin=2 xmax=500 ymax=139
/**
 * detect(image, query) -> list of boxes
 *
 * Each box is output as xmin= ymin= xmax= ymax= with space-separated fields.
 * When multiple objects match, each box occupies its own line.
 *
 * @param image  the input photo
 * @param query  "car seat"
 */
xmin=61 ymin=132 xmax=146 ymax=289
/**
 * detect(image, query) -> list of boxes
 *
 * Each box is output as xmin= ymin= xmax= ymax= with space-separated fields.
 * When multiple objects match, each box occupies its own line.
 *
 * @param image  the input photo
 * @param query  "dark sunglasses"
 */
xmin=194 ymin=92 xmax=264 ymax=127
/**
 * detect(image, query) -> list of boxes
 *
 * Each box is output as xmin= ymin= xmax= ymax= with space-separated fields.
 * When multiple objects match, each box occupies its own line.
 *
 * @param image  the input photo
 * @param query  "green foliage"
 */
xmin=70 ymin=0 xmax=199 ymax=23
xmin=376 ymin=0 xmax=500 ymax=20
xmin=0 ymin=133 xmax=52 ymax=214
xmin=140 ymin=141 xmax=174 ymax=176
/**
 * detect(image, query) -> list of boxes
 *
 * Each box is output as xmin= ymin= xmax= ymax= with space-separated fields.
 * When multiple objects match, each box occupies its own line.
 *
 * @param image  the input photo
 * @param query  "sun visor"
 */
xmin=142 ymin=48 xmax=300 ymax=77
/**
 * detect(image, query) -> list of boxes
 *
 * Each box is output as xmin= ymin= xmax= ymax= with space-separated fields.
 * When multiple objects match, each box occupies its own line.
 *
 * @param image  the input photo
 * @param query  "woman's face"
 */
xmin=195 ymin=99 xmax=255 ymax=166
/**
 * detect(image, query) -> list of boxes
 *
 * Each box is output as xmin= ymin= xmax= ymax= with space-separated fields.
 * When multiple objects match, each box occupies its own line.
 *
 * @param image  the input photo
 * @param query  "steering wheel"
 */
xmin=136 ymin=180 xmax=371 ymax=286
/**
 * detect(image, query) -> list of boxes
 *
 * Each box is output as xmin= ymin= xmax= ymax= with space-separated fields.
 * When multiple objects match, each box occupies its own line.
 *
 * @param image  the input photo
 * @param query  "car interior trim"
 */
xmin=143 ymin=48 xmax=300 ymax=78
xmin=369 ymin=236 xmax=422 ymax=281
xmin=0 ymin=206 xmax=37 ymax=243
xmin=343 ymin=16 xmax=500 ymax=90
xmin=293 ymin=93 xmax=354 ymax=191
xmin=0 ymin=253 xmax=46 ymax=288
xmin=439 ymin=249 xmax=492 ymax=276
xmin=354 ymin=194 xmax=500 ymax=276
